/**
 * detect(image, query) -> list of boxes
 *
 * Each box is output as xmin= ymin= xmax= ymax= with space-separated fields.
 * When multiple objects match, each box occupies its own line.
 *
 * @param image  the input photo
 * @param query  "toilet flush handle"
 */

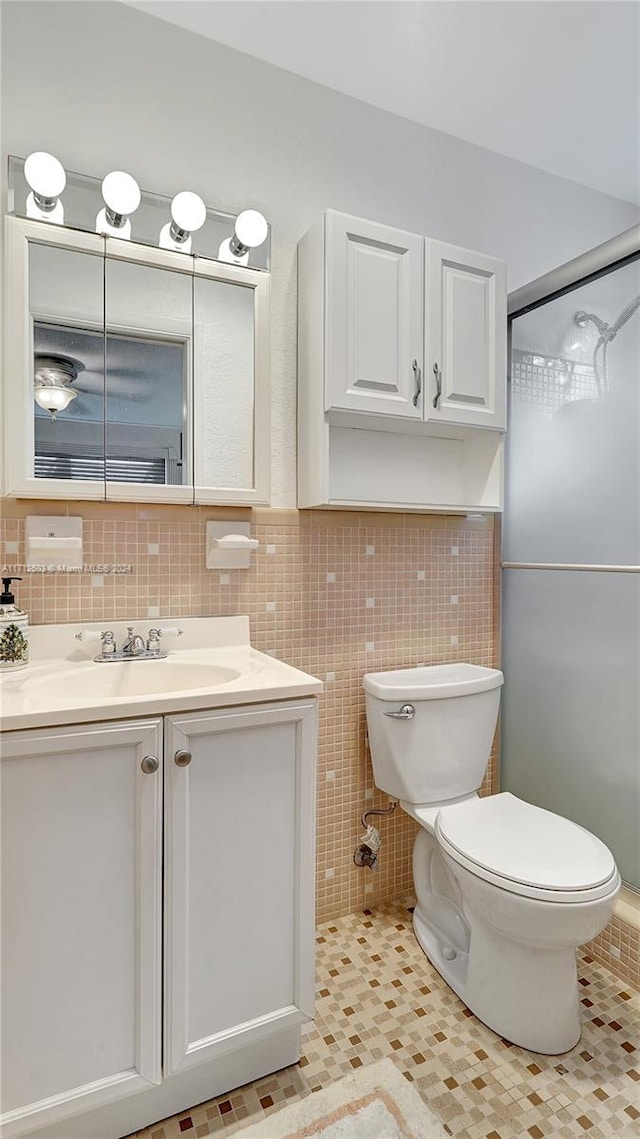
xmin=383 ymin=704 xmax=415 ymax=720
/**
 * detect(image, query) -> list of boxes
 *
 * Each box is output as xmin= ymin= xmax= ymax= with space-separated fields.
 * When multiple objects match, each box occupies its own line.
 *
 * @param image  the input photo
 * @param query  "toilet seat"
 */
xmin=435 ymin=792 xmax=619 ymax=903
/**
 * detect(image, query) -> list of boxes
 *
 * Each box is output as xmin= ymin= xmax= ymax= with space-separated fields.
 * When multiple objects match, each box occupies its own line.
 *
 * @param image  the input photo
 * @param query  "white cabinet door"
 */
xmin=425 ymin=239 xmax=506 ymax=429
xmin=164 ymin=701 xmax=316 ymax=1078
xmin=325 ymin=212 xmax=424 ymax=417
xmin=0 ymin=719 xmax=163 ymax=1139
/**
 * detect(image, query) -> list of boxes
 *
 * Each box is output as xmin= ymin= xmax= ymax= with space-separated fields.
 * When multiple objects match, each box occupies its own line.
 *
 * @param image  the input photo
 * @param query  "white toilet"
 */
xmin=363 ymin=663 xmax=620 ymax=1054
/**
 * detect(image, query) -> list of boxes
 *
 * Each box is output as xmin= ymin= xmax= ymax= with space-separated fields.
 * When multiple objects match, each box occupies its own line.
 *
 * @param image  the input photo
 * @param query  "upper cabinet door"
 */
xmin=325 ymin=212 xmax=424 ymax=417
xmin=3 ymin=219 xmax=107 ymax=500
xmin=425 ymin=239 xmax=506 ymax=430
xmin=192 ymin=257 xmax=271 ymax=506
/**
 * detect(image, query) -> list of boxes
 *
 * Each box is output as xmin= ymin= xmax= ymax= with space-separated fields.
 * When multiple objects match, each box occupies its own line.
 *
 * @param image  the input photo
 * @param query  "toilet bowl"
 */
xmin=363 ymin=664 xmax=620 ymax=1054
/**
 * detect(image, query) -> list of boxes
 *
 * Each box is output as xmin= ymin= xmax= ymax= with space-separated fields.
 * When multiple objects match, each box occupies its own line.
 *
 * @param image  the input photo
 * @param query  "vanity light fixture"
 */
xmin=218 ymin=209 xmax=268 ymax=265
xmin=33 ymin=354 xmax=81 ymax=418
xmin=24 ymin=151 xmax=66 ymax=224
xmin=96 ymin=171 xmax=141 ymax=238
xmin=159 ymin=191 xmax=207 ymax=253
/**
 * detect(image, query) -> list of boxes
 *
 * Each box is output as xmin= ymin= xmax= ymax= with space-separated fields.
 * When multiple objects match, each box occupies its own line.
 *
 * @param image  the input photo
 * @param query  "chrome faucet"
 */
xmin=75 ymin=625 xmax=183 ymax=662
xmin=122 ymin=626 xmax=146 ymax=657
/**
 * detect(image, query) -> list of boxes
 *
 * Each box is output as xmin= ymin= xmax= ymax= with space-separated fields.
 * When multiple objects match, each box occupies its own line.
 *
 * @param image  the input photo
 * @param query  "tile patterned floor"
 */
xmin=130 ymin=902 xmax=640 ymax=1139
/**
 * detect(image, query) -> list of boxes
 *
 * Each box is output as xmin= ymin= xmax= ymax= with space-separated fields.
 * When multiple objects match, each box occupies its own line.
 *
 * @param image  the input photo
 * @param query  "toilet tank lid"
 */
xmin=363 ymin=663 xmax=504 ymax=700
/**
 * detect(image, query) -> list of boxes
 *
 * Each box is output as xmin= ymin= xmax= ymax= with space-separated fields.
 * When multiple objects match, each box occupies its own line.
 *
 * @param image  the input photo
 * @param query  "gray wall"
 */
xmin=2 ymin=1 xmax=638 ymax=504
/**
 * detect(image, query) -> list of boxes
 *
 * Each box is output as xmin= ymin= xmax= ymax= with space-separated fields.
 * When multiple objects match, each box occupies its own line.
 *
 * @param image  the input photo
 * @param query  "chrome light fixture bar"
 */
xmin=9 ymin=155 xmax=271 ymax=270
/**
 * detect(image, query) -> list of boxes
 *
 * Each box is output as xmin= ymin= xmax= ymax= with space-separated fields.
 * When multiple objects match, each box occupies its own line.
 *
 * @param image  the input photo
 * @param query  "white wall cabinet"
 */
xmin=298 ymin=210 xmax=506 ymax=512
xmin=0 ymin=699 xmax=316 ymax=1139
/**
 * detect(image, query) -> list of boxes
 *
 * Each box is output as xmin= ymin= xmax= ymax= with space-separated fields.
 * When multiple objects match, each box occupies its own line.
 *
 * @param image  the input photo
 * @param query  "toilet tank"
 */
xmin=363 ymin=664 xmax=503 ymax=805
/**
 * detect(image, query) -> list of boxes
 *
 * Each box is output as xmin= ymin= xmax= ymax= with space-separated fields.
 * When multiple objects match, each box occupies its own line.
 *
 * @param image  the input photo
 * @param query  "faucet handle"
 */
xmin=75 ymin=629 xmax=115 ymax=643
xmin=146 ymin=626 xmax=183 ymax=654
xmin=75 ymin=629 xmax=116 ymax=654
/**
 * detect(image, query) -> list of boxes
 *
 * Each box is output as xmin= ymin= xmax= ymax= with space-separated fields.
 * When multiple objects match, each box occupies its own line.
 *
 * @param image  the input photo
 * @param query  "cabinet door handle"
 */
xmin=412 ymin=359 xmax=422 ymax=407
xmin=432 ymin=363 xmax=442 ymax=408
xmin=174 ymin=749 xmax=192 ymax=767
xmin=141 ymin=754 xmax=159 ymax=774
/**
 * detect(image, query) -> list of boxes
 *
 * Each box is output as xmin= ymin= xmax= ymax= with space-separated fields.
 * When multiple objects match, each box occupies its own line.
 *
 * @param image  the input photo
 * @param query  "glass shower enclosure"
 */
xmin=502 ymin=229 xmax=640 ymax=891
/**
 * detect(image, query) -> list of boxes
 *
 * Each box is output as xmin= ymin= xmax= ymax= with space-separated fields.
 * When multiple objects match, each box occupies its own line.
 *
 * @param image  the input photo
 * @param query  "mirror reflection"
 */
xmin=105 ymin=257 xmax=191 ymax=486
xmin=28 ymin=239 xmax=260 ymax=495
xmin=30 ymin=242 xmax=104 ymax=483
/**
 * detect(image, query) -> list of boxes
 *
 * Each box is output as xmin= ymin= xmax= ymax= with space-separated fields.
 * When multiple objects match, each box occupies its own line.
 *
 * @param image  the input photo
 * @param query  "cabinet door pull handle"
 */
xmin=412 ymin=359 xmax=422 ymax=407
xmin=141 ymin=754 xmax=159 ymax=774
xmin=174 ymin=749 xmax=192 ymax=767
xmin=432 ymin=363 xmax=442 ymax=408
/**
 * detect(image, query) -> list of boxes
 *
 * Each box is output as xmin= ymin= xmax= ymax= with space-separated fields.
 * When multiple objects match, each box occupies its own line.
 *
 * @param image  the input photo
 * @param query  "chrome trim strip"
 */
xmin=502 ymin=562 xmax=640 ymax=573
xmin=508 ymin=224 xmax=640 ymax=316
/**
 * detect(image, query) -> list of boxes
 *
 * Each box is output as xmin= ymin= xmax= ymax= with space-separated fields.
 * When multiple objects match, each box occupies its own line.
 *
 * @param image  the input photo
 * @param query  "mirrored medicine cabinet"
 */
xmin=3 ymin=217 xmax=271 ymax=505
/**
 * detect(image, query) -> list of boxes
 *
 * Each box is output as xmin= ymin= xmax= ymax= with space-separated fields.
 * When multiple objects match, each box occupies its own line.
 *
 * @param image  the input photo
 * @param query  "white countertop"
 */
xmin=0 ymin=616 xmax=322 ymax=732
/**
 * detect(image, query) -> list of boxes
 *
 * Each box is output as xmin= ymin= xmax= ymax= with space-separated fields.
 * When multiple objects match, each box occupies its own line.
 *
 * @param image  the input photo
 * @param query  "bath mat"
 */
xmin=228 ymin=1057 xmax=448 ymax=1138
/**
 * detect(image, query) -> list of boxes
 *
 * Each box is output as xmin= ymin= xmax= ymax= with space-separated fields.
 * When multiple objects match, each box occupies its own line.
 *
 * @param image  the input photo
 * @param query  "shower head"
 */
xmin=573 ymin=292 xmax=640 ymax=399
xmin=574 ymin=310 xmax=611 ymax=337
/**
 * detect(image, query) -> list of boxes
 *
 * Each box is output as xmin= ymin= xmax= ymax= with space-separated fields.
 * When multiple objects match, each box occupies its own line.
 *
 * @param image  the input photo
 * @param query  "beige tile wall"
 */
xmin=0 ymin=500 xmax=498 ymax=922
xmin=3 ymin=498 xmax=637 ymax=990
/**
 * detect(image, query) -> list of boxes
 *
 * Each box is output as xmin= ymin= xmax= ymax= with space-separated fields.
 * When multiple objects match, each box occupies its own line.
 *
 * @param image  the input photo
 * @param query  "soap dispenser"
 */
xmin=0 ymin=577 xmax=29 ymax=671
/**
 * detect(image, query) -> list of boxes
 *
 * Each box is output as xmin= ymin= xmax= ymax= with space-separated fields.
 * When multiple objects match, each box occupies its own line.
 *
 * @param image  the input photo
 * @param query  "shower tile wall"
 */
xmin=0 ymin=502 xmax=498 ymax=922
xmin=511 ymin=349 xmax=598 ymax=414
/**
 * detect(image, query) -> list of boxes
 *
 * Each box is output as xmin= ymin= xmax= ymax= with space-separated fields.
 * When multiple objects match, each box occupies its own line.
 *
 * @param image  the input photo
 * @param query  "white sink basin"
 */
xmin=0 ymin=617 xmax=323 ymax=731
xmin=24 ymin=660 xmax=241 ymax=701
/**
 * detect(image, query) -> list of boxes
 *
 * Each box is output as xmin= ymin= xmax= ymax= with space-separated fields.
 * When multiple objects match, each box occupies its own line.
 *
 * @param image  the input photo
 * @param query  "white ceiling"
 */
xmin=126 ymin=1 xmax=640 ymax=206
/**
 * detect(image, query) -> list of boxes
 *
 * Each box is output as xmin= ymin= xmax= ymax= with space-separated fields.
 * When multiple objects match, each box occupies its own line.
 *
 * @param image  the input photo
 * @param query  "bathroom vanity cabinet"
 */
xmin=298 ymin=210 xmax=506 ymax=512
xmin=0 ymin=698 xmax=316 ymax=1139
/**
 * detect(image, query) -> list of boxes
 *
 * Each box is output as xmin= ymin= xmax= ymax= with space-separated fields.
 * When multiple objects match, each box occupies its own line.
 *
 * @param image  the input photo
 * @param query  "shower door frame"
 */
xmin=503 ymin=221 xmax=640 ymax=891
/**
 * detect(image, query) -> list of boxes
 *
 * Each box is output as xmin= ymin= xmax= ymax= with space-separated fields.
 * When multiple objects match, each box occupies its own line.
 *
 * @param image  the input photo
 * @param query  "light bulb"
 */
xmin=219 ymin=209 xmax=268 ymax=264
xmin=25 ymin=152 xmax=66 ymax=197
xmin=102 ymin=171 xmax=141 ymax=216
xmin=96 ymin=171 xmax=140 ymax=238
xmin=158 ymin=191 xmax=206 ymax=253
xmin=24 ymin=151 xmax=66 ymax=224
xmin=234 ymin=210 xmax=268 ymax=249
xmin=171 ymin=191 xmax=206 ymax=233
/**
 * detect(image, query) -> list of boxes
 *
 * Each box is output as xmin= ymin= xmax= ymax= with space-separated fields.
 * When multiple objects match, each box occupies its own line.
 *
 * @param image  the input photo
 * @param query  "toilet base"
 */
xmin=413 ymin=904 xmax=581 ymax=1054
xmin=465 ymin=910 xmax=582 ymax=1054
xmin=410 ymin=827 xmax=599 ymax=1054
